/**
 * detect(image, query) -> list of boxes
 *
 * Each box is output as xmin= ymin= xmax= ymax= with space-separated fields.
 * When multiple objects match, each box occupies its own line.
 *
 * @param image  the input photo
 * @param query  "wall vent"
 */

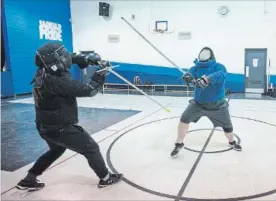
xmin=178 ymin=32 xmax=192 ymax=40
xmin=108 ymin=34 xmax=119 ymax=43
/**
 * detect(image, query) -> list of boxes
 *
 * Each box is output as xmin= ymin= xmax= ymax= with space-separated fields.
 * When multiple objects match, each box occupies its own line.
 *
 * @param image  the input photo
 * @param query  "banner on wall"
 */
xmin=39 ymin=20 xmax=63 ymax=41
xmin=3 ymin=0 xmax=74 ymax=95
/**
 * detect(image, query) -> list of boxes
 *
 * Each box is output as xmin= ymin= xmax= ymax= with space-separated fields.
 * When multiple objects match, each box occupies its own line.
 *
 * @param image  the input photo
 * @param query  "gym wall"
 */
xmin=1 ymin=0 xmax=77 ymax=97
xmin=70 ymin=0 xmax=276 ymax=92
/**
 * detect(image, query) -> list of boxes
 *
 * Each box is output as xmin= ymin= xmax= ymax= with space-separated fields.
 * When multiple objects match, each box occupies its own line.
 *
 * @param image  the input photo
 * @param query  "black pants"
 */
xmin=28 ymin=124 xmax=109 ymax=179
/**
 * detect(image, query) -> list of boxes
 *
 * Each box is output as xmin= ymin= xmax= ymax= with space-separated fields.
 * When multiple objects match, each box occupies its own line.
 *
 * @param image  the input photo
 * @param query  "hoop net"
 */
xmin=153 ymin=29 xmax=165 ymax=34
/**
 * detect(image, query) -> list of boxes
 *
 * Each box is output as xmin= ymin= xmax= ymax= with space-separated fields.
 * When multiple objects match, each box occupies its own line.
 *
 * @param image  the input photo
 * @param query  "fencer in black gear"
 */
xmin=16 ymin=42 xmax=123 ymax=191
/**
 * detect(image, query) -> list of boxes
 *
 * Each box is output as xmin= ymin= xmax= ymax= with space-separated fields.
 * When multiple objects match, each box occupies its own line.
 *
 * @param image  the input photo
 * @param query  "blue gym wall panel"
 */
xmin=1 ymin=0 xmax=14 ymax=97
xmin=107 ymin=62 xmax=247 ymax=92
xmin=4 ymin=0 xmax=76 ymax=95
xmin=1 ymin=72 xmax=14 ymax=97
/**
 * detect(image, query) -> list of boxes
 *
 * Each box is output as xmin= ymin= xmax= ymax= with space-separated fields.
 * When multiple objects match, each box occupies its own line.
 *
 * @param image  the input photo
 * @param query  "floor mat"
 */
xmin=1 ymin=102 xmax=140 ymax=171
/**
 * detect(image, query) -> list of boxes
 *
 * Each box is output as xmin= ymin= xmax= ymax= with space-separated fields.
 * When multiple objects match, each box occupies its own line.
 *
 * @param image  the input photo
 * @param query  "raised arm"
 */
xmin=45 ymin=72 xmax=105 ymax=97
xmin=71 ymin=52 xmax=101 ymax=69
xmin=207 ymin=63 xmax=227 ymax=84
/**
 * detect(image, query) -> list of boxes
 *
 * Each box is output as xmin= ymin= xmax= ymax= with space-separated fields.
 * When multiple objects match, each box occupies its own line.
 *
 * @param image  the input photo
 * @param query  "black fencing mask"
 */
xmin=35 ymin=42 xmax=72 ymax=75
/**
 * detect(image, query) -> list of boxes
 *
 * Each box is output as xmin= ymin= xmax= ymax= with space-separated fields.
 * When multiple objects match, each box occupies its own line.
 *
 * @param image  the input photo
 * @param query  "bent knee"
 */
xmin=180 ymin=116 xmax=190 ymax=124
xmin=180 ymin=115 xmax=200 ymax=124
xmin=52 ymin=147 xmax=66 ymax=157
xmin=223 ymin=127 xmax=233 ymax=133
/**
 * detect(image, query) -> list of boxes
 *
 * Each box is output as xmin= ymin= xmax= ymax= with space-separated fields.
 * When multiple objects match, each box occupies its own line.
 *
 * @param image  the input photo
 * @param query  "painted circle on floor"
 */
xmin=106 ymin=116 xmax=276 ymax=200
xmin=184 ymin=128 xmax=241 ymax=154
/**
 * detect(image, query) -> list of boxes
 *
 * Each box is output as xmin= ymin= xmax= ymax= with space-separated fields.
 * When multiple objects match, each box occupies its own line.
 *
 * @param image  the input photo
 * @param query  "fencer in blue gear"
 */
xmin=183 ymin=47 xmax=227 ymax=104
xmin=171 ymin=47 xmax=242 ymax=158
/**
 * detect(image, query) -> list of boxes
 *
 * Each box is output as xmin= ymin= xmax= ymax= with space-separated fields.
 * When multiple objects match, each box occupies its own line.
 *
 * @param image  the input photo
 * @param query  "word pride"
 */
xmin=39 ymin=20 xmax=62 ymax=41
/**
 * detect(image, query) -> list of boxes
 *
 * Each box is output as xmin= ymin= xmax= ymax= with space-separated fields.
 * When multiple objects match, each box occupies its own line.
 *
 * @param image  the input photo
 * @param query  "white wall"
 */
xmin=70 ymin=0 xmax=276 ymax=75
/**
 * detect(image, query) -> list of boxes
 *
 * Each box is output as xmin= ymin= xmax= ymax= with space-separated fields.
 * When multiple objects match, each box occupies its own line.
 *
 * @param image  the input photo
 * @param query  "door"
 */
xmin=244 ymin=49 xmax=267 ymax=93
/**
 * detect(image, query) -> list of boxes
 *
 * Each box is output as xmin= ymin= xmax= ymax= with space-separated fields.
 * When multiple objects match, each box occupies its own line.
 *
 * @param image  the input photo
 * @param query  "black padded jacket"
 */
xmin=33 ymin=69 xmax=100 ymax=126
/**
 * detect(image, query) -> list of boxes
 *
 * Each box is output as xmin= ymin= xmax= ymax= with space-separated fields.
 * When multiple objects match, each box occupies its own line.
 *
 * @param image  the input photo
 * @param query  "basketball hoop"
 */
xmin=149 ymin=20 xmax=174 ymax=35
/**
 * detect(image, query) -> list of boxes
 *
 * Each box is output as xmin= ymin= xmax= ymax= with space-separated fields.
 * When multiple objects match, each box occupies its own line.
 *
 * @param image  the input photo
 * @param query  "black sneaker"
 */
xmin=16 ymin=179 xmax=45 ymax=191
xmin=229 ymin=140 xmax=242 ymax=151
xmin=98 ymin=173 xmax=123 ymax=188
xmin=171 ymin=143 xmax=184 ymax=157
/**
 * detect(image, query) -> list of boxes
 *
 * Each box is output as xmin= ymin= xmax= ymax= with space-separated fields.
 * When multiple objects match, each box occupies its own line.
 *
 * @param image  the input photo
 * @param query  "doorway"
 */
xmin=244 ymin=49 xmax=267 ymax=93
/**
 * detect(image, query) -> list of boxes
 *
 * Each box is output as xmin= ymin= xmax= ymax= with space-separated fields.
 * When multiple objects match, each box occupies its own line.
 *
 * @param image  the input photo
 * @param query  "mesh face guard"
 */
xmin=36 ymin=45 xmax=72 ymax=75
xmin=198 ymin=49 xmax=212 ymax=62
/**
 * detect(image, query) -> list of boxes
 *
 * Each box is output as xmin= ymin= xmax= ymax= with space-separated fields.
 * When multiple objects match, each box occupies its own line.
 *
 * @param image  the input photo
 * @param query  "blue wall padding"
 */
xmin=2 ymin=0 xmax=77 ymax=96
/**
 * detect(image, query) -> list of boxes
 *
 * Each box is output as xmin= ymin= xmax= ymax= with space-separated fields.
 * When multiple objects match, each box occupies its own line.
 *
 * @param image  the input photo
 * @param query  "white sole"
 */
xmin=16 ymin=185 xmax=43 ymax=191
xmin=98 ymin=177 xmax=123 ymax=188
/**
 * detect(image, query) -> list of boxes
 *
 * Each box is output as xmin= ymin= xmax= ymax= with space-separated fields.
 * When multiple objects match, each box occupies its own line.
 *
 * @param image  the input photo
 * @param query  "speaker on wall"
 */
xmin=99 ymin=2 xmax=110 ymax=17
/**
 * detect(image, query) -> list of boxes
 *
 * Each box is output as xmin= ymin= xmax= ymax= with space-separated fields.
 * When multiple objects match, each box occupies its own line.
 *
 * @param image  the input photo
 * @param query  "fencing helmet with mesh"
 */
xmin=35 ymin=42 xmax=72 ymax=75
xmin=198 ymin=47 xmax=215 ymax=62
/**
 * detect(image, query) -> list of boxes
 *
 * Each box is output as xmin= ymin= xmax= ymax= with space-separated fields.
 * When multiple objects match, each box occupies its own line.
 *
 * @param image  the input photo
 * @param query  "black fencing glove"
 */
xmin=90 ymin=72 xmax=105 ymax=86
xmin=88 ymin=72 xmax=105 ymax=94
xmin=182 ymin=73 xmax=195 ymax=86
xmin=195 ymin=75 xmax=209 ymax=89
xmin=86 ymin=52 xmax=101 ymax=65
xmin=97 ymin=60 xmax=111 ymax=76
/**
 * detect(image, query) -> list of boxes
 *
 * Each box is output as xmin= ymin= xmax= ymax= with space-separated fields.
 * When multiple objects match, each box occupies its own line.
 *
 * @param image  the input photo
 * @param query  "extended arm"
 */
xmin=206 ymin=64 xmax=227 ymax=84
xmin=47 ymin=72 xmax=105 ymax=97
xmin=71 ymin=52 xmax=101 ymax=69
xmin=193 ymin=64 xmax=227 ymax=89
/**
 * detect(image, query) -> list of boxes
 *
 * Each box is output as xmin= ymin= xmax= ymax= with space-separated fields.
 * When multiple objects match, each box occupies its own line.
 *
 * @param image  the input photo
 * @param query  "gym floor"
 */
xmin=1 ymin=93 xmax=276 ymax=200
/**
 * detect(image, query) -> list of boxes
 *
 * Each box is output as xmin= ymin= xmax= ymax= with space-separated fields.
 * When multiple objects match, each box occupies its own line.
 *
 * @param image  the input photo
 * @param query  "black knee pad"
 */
xmin=223 ymin=127 xmax=233 ymax=133
xmin=180 ymin=117 xmax=189 ymax=124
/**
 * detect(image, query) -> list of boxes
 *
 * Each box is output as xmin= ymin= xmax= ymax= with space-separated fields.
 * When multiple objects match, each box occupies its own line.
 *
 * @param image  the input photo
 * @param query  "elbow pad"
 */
xmin=71 ymin=53 xmax=89 ymax=69
xmin=71 ymin=52 xmax=102 ymax=69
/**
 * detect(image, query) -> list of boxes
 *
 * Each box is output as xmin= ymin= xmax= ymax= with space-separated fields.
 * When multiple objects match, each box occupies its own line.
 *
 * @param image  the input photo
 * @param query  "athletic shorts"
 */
xmin=180 ymin=99 xmax=233 ymax=129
